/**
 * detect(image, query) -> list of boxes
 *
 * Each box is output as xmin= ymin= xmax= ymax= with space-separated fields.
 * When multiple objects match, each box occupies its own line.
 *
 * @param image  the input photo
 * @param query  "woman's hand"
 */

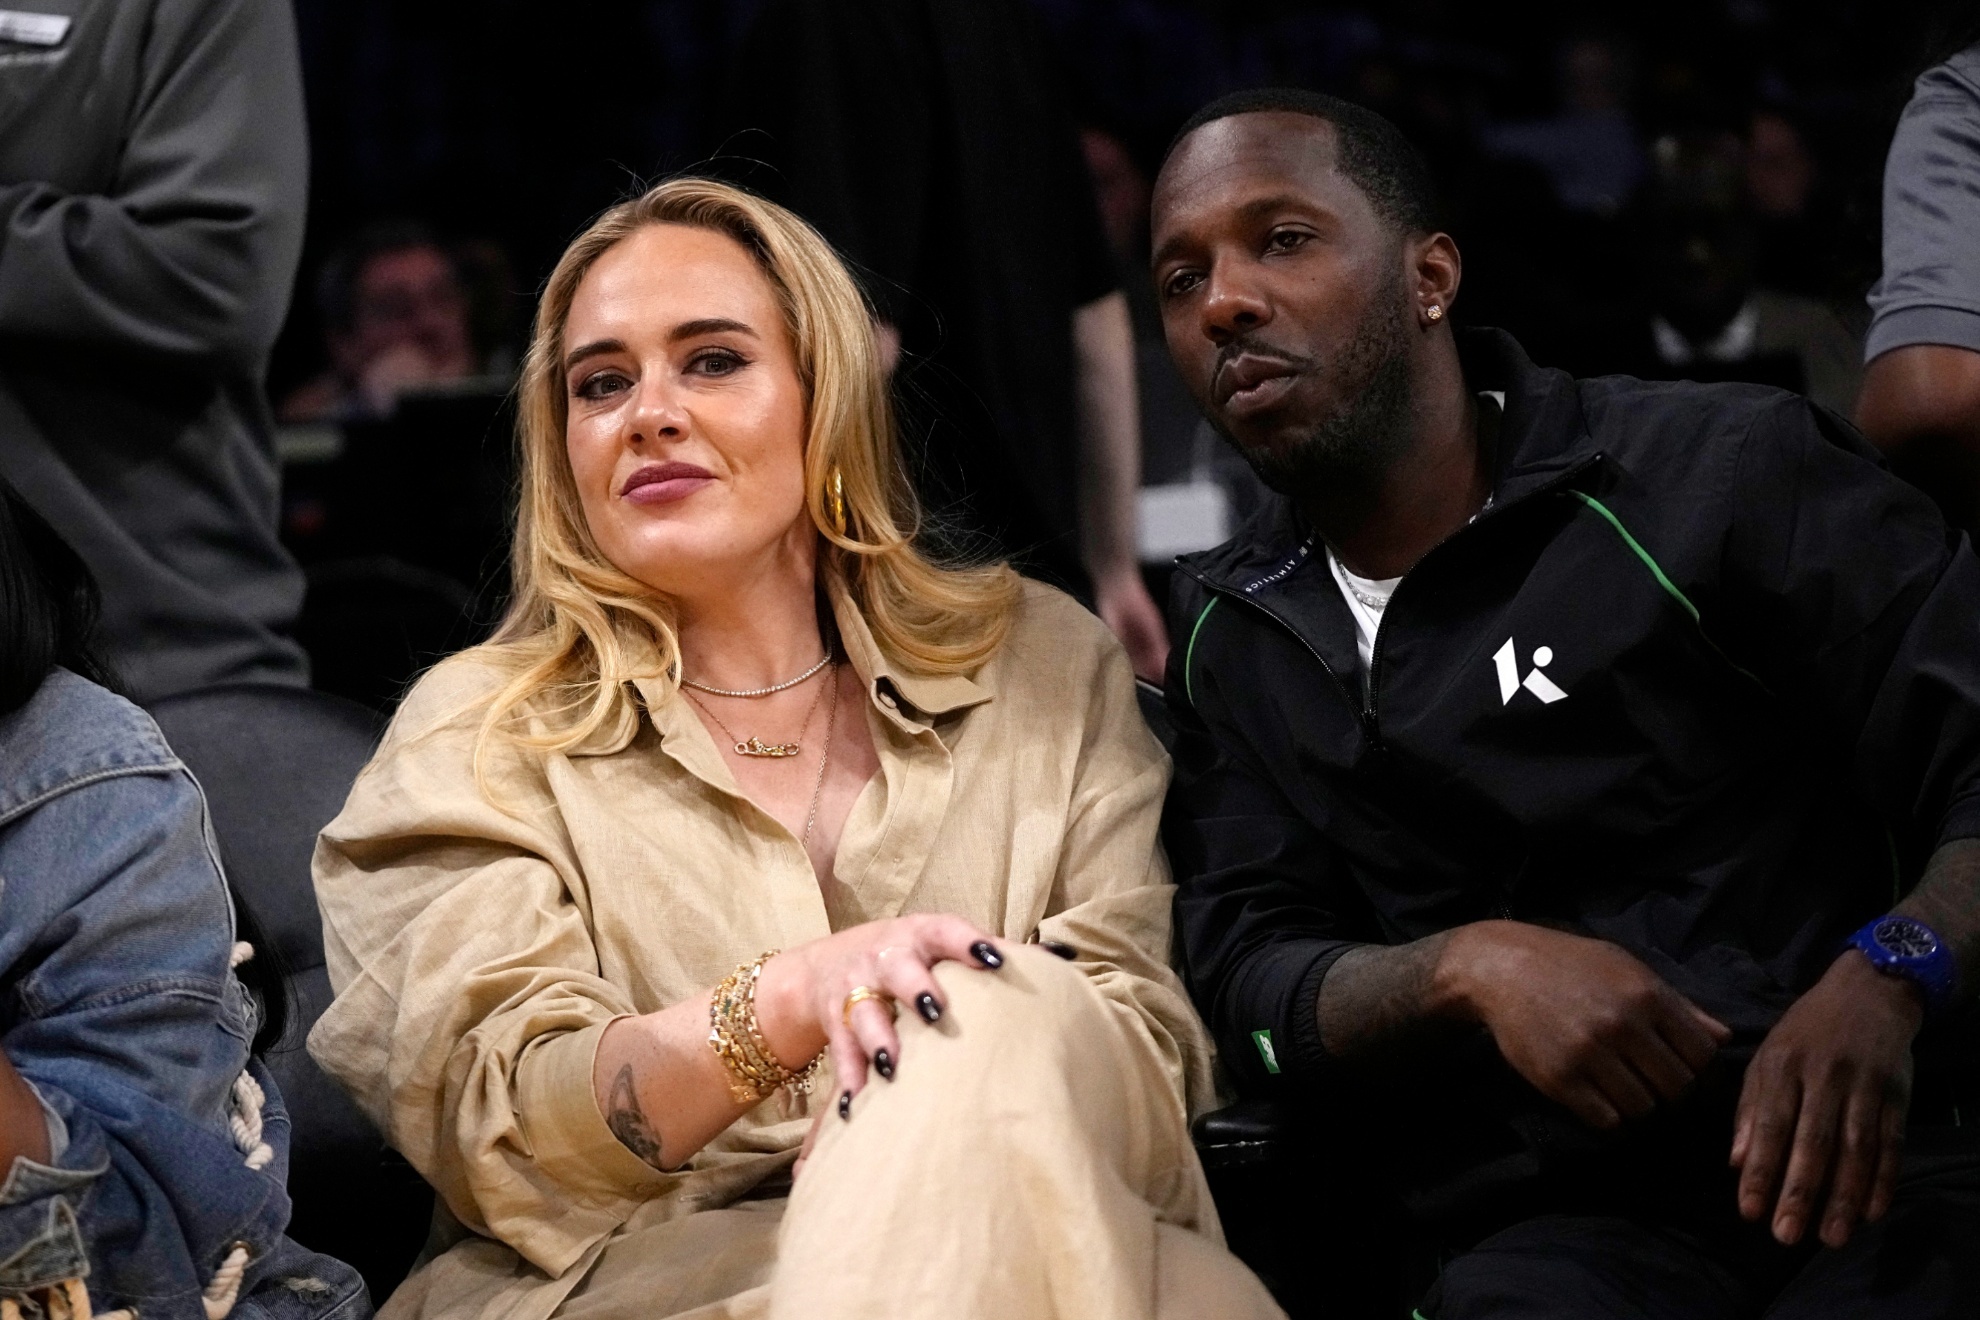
xmin=756 ymin=915 xmax=1005 ymax=1104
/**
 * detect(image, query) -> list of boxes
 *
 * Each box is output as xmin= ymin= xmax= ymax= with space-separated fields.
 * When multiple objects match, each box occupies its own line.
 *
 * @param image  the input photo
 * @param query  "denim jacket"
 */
xmin=0 ymin=670 xmax=367 ymax=1319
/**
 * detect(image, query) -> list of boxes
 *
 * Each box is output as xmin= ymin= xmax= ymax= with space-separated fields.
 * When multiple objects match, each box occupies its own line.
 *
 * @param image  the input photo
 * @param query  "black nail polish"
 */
xmin=916 ymin=992 xmax=942 ymax=1023
xmin=838 ymin=1090 xmax=852 ymax=1121
xmin=874 ymin=1049 xmax=895 ymax=1080
xmin=1042 ymin=940 xmax=1078 ymax=960
xmin=971 ymin=941 xmax=1003 ymax=969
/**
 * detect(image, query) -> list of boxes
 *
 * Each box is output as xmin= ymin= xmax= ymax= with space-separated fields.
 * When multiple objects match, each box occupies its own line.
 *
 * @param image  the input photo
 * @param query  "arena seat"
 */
xmin=148 ymin=684 xmax=432 ymax=1302
xmin=1136 ymin=679 xmax=1423 ymax=1319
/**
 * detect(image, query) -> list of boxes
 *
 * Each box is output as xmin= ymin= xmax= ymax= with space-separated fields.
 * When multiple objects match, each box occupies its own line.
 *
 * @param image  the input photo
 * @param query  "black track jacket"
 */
xmin=1165 ymin=328 xmax=1980 ymax=1203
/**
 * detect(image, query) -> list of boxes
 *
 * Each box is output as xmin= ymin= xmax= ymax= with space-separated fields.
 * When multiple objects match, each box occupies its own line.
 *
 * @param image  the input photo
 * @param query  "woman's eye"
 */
xmin=691 ymin=349 xmax=746 ymax=377
xmin=573 ymin=370 xmax=629 ymax=400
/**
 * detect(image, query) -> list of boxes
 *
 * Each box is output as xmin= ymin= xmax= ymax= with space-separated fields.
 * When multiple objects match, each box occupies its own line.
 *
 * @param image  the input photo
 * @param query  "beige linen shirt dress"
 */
xmin=307 ymin=581 xmax=1276 ymax=1320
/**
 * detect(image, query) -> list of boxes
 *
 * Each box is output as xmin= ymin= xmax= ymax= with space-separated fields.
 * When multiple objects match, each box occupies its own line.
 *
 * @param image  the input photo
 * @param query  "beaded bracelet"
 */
xmin=708 ymin=952 xmax=825 ymax=1104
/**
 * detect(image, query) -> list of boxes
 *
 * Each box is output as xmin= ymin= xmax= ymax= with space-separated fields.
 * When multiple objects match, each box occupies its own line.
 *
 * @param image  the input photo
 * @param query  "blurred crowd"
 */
xmin=7 ymin=2 xmax=1980 ymax=1315
xmin=261 ymin=0 xmax=1962 ymax=709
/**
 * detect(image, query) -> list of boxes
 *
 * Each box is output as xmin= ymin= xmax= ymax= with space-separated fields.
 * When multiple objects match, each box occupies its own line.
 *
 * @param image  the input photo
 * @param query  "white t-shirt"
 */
xmin=1327 ymin=391 xmax=1506 ymax=684
xmin=1328 ymin=549 xmax=1401 ymax=675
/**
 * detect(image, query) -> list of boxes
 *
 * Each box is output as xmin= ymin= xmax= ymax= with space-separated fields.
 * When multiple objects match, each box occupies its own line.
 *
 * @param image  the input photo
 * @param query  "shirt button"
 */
xmin=879 ymin=693 xmax=898 ymax=709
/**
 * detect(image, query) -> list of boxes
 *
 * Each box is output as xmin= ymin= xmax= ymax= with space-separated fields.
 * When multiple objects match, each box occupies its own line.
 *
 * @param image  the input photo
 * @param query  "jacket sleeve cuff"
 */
xmin=514 ymin=1019 xmax=674 ymax=1211
xmin=0 ymin=1081 xmax=70 ymax=1197
xmin=1223 ymin=938 xmax=1361 ymax=1090
xmin=0 ymin=1146 xmax=101 ymax=1292
xmin=1866 ymin=304 xmax=1980 ymax=360
xmin=1286 ymin=943 xmax=1360 ymax=1078
xmin=1935 ymin=786 xmax=1980 ymax=853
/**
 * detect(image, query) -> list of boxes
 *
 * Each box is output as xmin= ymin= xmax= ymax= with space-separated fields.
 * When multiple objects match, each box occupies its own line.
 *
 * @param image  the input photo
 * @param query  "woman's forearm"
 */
xmin=0 ymin=1048 xmax=52 ymax=1167
xmin=591 ymin=964 xmax=828 ymax=1171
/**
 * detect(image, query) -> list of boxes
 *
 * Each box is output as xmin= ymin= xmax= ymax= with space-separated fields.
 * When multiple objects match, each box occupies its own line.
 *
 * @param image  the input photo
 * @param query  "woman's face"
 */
xmin=561 ymin=224 xmax=811 ymax=601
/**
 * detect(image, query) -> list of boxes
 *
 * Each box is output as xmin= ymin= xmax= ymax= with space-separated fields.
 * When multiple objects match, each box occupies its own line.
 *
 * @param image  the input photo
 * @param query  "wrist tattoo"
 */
xmin=606 ymin=1063 xmax=664 ymax=1168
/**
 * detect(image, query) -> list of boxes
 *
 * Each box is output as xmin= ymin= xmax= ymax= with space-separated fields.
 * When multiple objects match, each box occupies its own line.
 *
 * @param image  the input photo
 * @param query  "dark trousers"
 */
xmin=1419 ymin=1128 xmax=1980 ymax=1319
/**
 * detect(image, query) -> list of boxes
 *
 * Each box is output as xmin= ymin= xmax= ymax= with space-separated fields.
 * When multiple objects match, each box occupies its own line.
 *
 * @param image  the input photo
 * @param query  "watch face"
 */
xmin=1874 ymin=917 xmax=1941 ymax=960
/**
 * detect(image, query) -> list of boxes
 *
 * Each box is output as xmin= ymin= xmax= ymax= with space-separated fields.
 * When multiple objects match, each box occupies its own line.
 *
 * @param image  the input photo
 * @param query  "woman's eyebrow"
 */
xmin=563 ymin=338 xmax=624 ymax=374
xmin=668 ymin=317 xmax=756 ymax=343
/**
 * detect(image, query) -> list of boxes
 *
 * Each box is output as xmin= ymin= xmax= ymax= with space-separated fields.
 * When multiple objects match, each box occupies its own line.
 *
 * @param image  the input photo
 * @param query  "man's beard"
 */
xmin=1212 ymin=277 xmax=1416 ymax=500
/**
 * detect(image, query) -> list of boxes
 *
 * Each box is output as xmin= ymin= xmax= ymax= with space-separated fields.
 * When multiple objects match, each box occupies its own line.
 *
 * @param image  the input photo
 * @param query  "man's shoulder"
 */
xmin=1916 ymin=43 xmax=1980 ymax=109
xmin=1576 ymin=370 xmax=1803 ymax=437
xmin=1570 ymin=373 xmax=1833 ymax=475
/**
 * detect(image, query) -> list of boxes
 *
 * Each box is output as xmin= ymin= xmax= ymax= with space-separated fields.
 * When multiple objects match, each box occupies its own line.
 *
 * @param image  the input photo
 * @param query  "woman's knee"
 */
xmin=917 ymin=946 xmax=1124 ymax=1076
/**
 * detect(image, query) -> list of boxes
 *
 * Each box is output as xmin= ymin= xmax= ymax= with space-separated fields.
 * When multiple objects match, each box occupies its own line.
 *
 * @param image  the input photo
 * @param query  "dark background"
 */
xmin=274 ymin=0 xmax=1969 ymax=398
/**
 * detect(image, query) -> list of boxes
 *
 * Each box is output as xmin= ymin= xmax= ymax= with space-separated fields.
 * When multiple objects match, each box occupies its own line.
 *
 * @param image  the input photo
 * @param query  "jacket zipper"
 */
xmin=1181 ymin=453 xmax=1606 ymax=747
xmin=1363 ymin=454 xmax=1604 ymax=722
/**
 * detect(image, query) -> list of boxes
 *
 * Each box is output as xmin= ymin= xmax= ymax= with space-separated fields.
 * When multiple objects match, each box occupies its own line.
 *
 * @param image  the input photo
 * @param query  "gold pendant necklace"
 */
xmin=684 ymin=662 xmax=833 ymax=757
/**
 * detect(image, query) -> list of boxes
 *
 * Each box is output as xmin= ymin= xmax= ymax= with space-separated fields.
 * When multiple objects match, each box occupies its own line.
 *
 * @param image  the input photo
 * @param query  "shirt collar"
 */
xmin=826 ymin=577 xmax=993 ymax=733
xmin=614 ymin=577 xmax=995 ymax=755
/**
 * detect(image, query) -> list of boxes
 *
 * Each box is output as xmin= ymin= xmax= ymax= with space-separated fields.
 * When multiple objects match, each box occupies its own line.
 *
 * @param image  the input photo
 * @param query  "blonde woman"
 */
xmin=306 ymin=180 xmax=1281 ymax=1320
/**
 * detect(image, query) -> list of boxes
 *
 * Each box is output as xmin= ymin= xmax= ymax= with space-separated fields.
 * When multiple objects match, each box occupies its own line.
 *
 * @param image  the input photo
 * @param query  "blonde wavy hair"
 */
xmin=470 ymin=178 xmax=1020 ymax=772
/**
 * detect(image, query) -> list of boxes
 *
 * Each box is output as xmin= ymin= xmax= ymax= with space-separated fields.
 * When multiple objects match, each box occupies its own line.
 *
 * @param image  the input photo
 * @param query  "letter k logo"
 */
xmin=1493 ymin=638 xmax=1568 ymax=706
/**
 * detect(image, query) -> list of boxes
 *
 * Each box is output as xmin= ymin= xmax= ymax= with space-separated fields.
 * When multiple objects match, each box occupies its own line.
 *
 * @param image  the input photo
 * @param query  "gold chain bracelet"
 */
xmin=708 ymin=952 xmax=825 ymax=1104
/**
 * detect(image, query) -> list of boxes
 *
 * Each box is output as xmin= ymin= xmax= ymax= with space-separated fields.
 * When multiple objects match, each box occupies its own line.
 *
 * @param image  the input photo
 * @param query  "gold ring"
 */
xmin=841 ymin=986 xmax=896 ymax=1028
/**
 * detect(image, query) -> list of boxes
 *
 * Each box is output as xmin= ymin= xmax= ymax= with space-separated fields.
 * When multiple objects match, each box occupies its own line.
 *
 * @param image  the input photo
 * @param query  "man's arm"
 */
xmin=1731 ymin=839 xmax=1980 ymax=1250
xmin=0 ymin=0 xmax=307 ymax=372
xmin=1716 ymin=395 xmax=1980 ymax=1248
xmin=1856 ymin=346 xmax=1980 ymax=526
xmin=1856 ymin=344 xmax=1980 ymax=455
xmin=1072 ymin=291 xmax=1169 ymax=680
xmin=1317 ymin=922 xmax=1729 ymax=1130
xmin=1164 ymin=607 xmax=1372 ymax=1095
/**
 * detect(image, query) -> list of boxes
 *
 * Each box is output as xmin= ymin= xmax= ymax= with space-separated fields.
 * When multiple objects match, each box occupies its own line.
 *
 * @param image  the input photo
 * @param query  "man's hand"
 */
xmin=1443 ymin=922 xmax=1732 ymax=1130
xmin=1731 ymin=950 xmax=1921 ymax=1248
xmin=1095 ymin=566 xmax=1170 ymax=682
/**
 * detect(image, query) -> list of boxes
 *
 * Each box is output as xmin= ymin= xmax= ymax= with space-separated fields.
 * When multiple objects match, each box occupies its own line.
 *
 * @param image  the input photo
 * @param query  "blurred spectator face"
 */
xmin=1081 ymin=128 xmax=1151 ymax=262
xmin=1152 ymin=113 xmax=1419 ymax=490
xmin=1651 ymin=213 xmax=1755 ymax=339
xmin=1746 ymin=111 xmax=1815 ymax=219
xmin=1561 ymin=37 xmax=1628 ymax=114
xmin=330 ymin=243 xmax=476 ymax=397
xmin=560 ymin=224 xmax=810 ymax=599
xmin=1649 ymin=134 xmax=1755 ymax=338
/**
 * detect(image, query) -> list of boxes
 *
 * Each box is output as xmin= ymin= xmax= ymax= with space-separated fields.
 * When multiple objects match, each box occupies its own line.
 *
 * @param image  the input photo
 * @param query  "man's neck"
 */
xmin=1302 ymin=346 xmax=1489 ymax=581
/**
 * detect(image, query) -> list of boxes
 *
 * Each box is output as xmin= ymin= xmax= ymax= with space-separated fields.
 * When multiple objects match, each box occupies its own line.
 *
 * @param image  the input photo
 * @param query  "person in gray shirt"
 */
xmin=1858 ymin=29 xmax=1980 ymax=532
xmin=0 ymin=0 xmax=310 ymax=701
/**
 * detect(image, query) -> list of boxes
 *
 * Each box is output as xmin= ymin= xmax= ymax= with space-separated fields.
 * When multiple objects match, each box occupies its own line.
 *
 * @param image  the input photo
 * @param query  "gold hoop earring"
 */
xmin=1425 ymin=305 xmax=1445 ymax=323
xmin=827 ymin=468 xmax=848 ymax=537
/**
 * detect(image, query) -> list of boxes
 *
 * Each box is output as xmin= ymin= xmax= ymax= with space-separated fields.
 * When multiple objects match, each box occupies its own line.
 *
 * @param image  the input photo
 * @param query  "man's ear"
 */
xmin=1410 ymin=231 xmax=1462 ymax=324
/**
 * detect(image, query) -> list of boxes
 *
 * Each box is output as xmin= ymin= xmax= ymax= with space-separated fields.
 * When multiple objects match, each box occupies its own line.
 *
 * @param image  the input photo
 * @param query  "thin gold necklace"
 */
xmin=683 ymin=663 xmax=832 ymax=758
xmin=801 ymin=667 xmax=840 ymax=846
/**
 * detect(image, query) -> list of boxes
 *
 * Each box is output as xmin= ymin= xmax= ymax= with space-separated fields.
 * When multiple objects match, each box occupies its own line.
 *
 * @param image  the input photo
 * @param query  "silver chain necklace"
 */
xmin=681 ymin=652 xmax=832 ymax=699
xmin=1333 ymin=554 xmax=1392 ymax=612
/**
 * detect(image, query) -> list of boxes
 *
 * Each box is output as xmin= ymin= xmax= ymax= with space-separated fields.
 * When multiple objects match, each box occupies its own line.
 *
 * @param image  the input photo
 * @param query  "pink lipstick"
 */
xmin=620 ymin=461 xmax=714 ymax=506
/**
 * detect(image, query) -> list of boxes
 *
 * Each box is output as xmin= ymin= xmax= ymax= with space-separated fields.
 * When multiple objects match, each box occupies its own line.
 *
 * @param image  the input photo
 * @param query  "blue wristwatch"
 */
xmin=1846 ymin=916 xmax=1958 ymax=1016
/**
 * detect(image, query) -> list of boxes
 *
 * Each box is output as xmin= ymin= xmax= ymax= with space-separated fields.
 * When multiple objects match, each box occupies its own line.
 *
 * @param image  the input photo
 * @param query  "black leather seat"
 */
xmin=1137 ymin=679 xmax=1422 ymax=1319
xmin=148 ymin=684 xmax=432 ymax=1302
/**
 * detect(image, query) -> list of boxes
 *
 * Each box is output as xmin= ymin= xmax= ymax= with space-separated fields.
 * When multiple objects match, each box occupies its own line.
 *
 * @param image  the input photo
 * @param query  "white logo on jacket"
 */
xmin=1494 ymin=639 xmax=1568 ymax=706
